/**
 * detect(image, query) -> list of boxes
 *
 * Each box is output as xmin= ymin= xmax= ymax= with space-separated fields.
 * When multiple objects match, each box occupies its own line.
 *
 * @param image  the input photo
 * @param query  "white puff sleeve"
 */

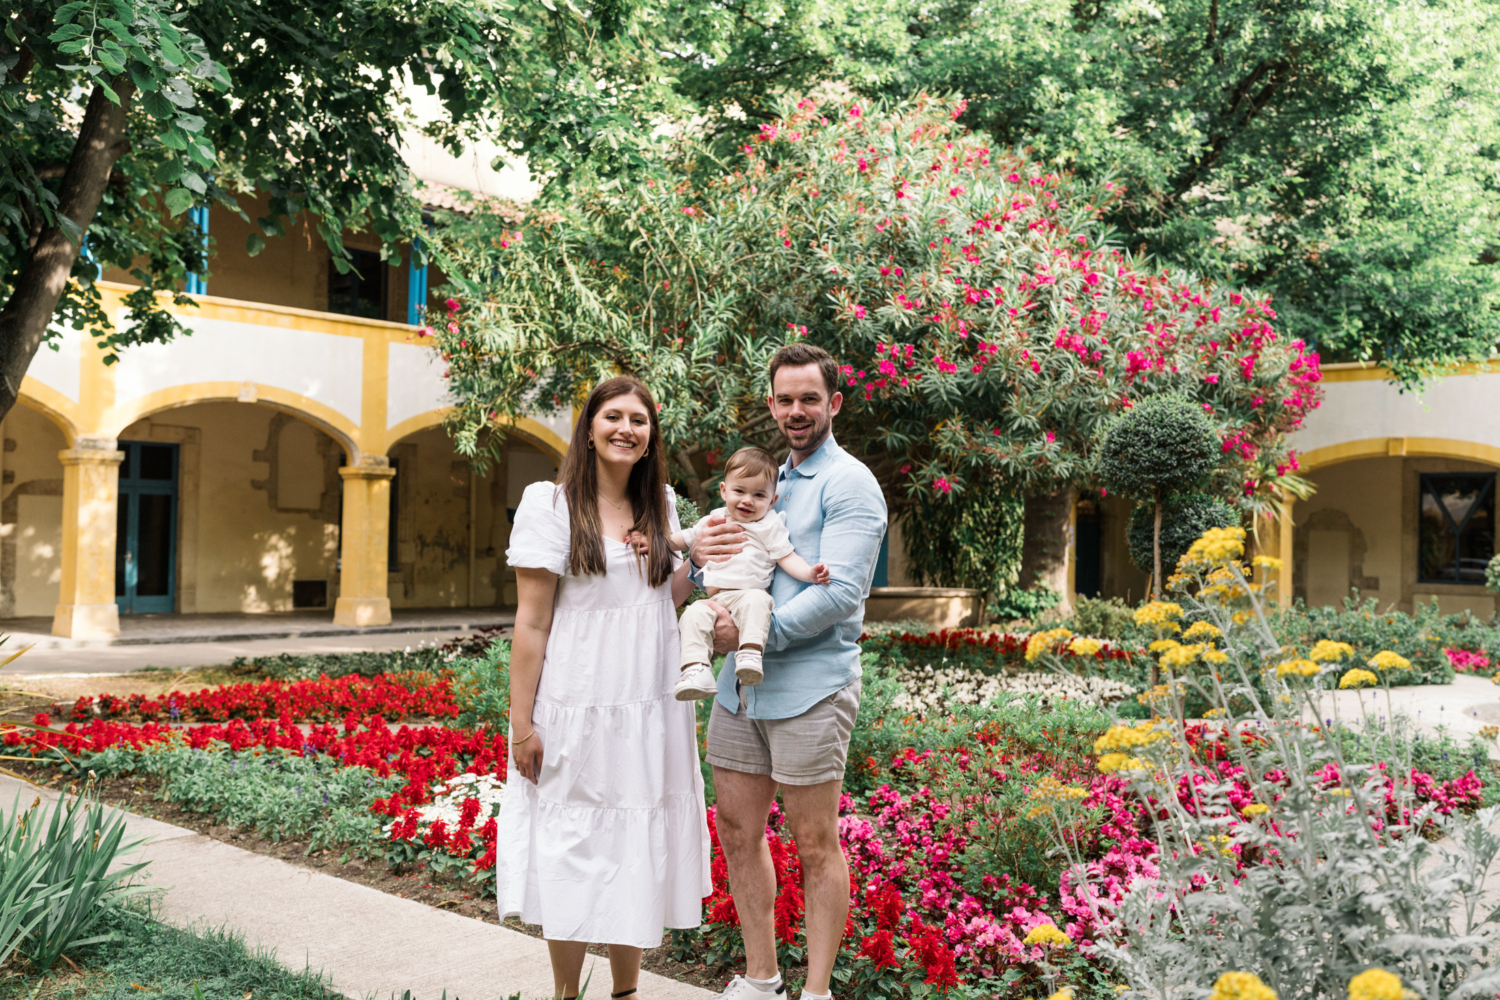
xmin=506 ymin=481 xmax=570 ymax=576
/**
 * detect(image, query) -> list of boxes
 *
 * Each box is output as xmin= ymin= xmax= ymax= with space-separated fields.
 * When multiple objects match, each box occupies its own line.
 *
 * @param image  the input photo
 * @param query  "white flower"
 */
xmin=382 ymin=772 xmax=506 ymax=837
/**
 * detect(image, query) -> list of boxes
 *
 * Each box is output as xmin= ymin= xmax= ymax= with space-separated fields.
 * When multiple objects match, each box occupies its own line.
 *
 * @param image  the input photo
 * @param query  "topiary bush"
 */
xmin=1097 ymin=395 xmax=1219 ymax=595
xmin=1127 ymin=492 xmax=1240 ymax=579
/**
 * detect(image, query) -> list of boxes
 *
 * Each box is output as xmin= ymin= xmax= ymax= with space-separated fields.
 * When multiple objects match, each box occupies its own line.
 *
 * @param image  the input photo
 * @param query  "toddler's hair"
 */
xmin=722 ymin=446 xmax=779 ymax=485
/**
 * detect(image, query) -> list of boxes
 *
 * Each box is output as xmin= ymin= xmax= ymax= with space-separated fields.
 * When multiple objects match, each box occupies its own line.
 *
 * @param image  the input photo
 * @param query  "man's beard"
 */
xmin=782 ymin=411 xmax=831 ymax=451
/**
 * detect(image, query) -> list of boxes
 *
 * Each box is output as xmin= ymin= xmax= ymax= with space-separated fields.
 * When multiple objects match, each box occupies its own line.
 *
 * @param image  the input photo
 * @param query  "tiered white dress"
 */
xmin=495 ymin=482 xmax=712 ymax=948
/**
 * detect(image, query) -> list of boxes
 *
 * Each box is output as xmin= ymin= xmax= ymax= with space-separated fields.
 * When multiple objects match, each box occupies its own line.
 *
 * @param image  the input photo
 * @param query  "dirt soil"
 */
xmin=9 ymin=763 xmax=736 ymax=994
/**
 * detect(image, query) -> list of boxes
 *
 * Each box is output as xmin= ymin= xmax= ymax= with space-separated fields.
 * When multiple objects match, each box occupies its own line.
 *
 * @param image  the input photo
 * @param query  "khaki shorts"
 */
xmin=706 ymin=679 xmax=861 ymax=786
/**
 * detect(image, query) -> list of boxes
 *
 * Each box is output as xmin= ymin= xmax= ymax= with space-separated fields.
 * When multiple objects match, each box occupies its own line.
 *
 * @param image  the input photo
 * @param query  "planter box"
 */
xmin=864 ymin=587 xmax=985 ymax=629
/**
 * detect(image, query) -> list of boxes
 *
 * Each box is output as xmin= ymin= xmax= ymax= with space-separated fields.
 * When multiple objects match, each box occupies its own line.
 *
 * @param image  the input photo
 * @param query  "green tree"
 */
xmin=1126 ymin=492 xmax=1240 ymax=585
xmin=1097 ymin=396 xmax=1219 ymax=598
xmin=0 ymin=0 xmax=597 ymax=424
xmin=430 ymin=96 xmax=1320 ymax=588
xmin=880 ymin=0 xmax=1500 ymax=383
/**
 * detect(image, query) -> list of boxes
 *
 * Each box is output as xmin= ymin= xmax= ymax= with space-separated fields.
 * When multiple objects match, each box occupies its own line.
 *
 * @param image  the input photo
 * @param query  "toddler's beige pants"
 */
xmin=679 ymin=588 xmax=775 ymax=668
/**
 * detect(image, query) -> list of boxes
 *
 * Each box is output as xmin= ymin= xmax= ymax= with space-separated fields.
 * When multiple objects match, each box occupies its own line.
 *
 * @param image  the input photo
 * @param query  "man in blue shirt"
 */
xmin=689 ymin=343 xmax=887 ymax=1000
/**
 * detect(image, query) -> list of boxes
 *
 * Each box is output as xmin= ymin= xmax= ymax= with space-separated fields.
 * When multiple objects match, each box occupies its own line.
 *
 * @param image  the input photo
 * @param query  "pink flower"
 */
xmin=1045 ymin=431 xmax=1055 ymax=444
xmin=853 ymin=304 xmax=867 ymax=319
xmin=444 ymin=298 xmax=460 ymax=313
xmin=849 ymin=104 xmax=862 ymax=119
xmin=933 ymin=477 xmax=953 ymax=494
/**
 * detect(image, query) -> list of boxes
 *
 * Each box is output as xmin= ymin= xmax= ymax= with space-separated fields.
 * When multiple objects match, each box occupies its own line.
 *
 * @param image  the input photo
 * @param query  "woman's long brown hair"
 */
xmin=556 ymin=376 xmax=674 ymax=587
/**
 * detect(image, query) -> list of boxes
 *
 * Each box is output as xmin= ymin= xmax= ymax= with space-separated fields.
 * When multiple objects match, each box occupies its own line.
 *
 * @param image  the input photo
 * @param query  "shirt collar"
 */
xmin=781 ymin=435 xmax=840 ymax=481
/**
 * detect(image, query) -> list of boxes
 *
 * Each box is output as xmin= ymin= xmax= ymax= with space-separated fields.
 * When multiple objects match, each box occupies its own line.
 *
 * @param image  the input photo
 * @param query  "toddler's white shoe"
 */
xmin=674 ymin=662 xmax=718 ymax=701
xmin=716 ymin=975 xmax=785 ymax=1000
xmin=735 ymin=648 xmax=764 ymax=686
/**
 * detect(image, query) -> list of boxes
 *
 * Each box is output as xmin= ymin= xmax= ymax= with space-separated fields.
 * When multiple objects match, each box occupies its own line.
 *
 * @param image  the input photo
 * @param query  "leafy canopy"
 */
xmin=878 ymin=0 xmax=1500 ymax=383
xmin=2 ymin=0 xmax=514 ymax=359
xmin=431 ymin=96 xmax=1322 ymax=527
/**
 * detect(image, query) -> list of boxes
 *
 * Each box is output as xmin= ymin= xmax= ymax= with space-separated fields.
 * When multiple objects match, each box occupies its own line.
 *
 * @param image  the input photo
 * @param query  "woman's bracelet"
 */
xmin=512 ymin=729 xmax=537 ymax=746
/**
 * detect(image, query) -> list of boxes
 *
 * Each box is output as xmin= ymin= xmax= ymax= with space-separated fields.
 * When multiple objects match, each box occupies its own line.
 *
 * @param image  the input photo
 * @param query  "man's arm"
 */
xmin=764 ymin=472 xmax=886 ymax=652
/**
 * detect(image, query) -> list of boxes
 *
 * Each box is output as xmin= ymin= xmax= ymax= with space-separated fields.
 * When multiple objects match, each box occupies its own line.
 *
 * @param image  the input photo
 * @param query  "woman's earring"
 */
xmin=588 ymin=439 xmax=596 ymax=450
xmin=641 ymin=448 xmax=649 ymax=459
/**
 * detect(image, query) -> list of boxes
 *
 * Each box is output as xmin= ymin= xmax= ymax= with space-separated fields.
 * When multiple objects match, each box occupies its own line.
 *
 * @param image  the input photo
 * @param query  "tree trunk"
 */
xmin=0 ymin=79 xmax=135 ymax=424
xmin=1152 ymin=498 xmax=1163 ymax=600
xmin=1018 ymin=487 xmax=1076 ymax=616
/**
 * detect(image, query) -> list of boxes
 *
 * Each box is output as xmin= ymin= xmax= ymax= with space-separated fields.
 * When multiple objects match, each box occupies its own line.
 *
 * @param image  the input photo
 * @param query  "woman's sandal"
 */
xmin=612 ymin=990 xmax=638 ymax=998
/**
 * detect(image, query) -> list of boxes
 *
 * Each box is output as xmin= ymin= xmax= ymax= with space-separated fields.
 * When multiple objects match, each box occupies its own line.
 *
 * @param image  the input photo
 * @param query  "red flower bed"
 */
xmin=56 ymin=675 xmax=459 ymax=724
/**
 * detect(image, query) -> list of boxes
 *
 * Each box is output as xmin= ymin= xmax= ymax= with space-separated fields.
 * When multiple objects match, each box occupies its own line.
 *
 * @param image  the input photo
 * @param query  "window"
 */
xmin=1418 ymin=473 xmax=1495 ymax=584
xmin=328 ymin=248 xmax=387 ymax=319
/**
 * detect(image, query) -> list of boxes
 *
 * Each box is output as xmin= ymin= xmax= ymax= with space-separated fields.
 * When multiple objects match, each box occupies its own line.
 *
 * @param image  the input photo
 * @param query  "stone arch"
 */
xmin=101 ymin=383 xmax=362 ymax=463
xmin=1299 ymin=437 xmax=1500 ymax=473
xmin=12 ymin=392 xmax=79 ymax=447
xmin=383 ymin=407 xmax=568 ymax=465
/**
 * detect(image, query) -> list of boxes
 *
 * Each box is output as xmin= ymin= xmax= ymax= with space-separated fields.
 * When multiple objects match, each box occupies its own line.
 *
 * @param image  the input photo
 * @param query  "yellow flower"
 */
xmin=1203 ymin=707 xmax=1226 ymax=718
xmin=1309 ymin=640 xmax=1355 ymax=662
xmin=1046 ymin=990 xmax=1074 ymax=1000
xmin=1149 ymin=638 xmax=1182 ymax=653
xmin=1204 ymin=649 xmax=1230 ymax=664
xmin=1367 ymin=650 xmax=1411 ymax=672
xmin=1033 ymin=777 xmax=1086 ymax=797
xmin=1025 ymin=627 xmax=1074 ymax=662
xmin=1022 ymin=923 xmax=1072 ymax=947
xmin=1339 ymin=668 xmax=1379 ymax=689
xmin=1231 ymin=611 xmax=1252 ymax=624
xmin=1134 ymin=601 xmax=1184 ymax=627
xmin=1348 ymin=969 xmax=1408 ymax=1000
xmin=1251 ymin=555 xmax=1283 ymax=571
xmin=1068 ymin=636 xmax=1103 ymax=657
xmin=1242 ymin=803 xmax=1269 ymax=816
xmin=1094 ymin=722 xmax=1165 ymax=753
xmin=1182 ymin=621 xmax=1223 ymax=641
xmin=1096 ymin=753 xmax=1146 ymax=774
xmin=1161 ymin=643 xmax=1207 ymax=670
xmin=1275 ymin=659 xmax=1320 ymax=678
xmin=1182 ymin=526 xmax=1248 ymax=567
xmin=1209 ymin=971 xmax=1278 ymax=1000
xmin=1328 ymin=788 xmax=1351 ymax=798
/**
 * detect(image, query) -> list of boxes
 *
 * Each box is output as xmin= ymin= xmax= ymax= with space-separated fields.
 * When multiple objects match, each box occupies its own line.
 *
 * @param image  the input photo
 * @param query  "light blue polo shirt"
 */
xmin=692 ymin=436 xmax=887 ymax=720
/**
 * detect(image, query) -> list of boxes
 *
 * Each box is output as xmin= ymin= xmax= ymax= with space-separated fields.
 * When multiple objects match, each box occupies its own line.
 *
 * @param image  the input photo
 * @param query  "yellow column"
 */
xmin=334 ymin=459 xmax=396 ymax=627
xmin=53 ymin=440 xmax=125 ymax=639
xmin=1277 ymin=494 xmax=1295 ymax=609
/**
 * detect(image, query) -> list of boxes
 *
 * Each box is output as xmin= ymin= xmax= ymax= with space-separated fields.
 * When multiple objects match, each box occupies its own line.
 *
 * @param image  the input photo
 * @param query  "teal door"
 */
xmin=115 ymin=441 xmax=178 ymax=615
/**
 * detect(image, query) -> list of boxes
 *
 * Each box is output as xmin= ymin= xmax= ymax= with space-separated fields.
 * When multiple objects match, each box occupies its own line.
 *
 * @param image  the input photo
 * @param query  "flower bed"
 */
xmin=54 ymin=674 xmax=459 ymax=724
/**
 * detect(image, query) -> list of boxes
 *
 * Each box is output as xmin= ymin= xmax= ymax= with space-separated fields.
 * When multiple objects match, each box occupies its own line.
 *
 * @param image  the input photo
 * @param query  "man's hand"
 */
xmin=705 ymin=600 xmax=741 ymax=654
xmin=689 ymin=513 xmax=746 ymax=568
xmin=811 ymin=563 xmax=831 ymax=585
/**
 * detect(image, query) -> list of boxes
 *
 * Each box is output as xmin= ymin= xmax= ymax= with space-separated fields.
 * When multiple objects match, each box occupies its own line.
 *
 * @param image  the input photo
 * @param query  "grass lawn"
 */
xmin=0 ymin=908 xmax=342 ymax=1000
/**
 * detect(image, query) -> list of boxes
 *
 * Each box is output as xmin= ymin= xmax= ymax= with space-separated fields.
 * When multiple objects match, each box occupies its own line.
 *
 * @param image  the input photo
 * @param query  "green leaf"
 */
xmin=98 ymin=80 xmax=120 ymax=104
xmin=164 ymin=188 xmax=194 ymax=217
xmin=141 ymin=90 xmax=174 ymax=119
xmin=157 ymin=126 xmax=188 ymax=151
xmin=245 ymin=233 xmax=266 ymax=257
xmin=159 ymin=36 xmax=185 ymax=66
xmin=153 ymin=160 xmax=185 ymax=184
xmin=48 ymin=24 xmax=85 ymax=42
xmin=175 ymin=114 xmax=206 ymax=133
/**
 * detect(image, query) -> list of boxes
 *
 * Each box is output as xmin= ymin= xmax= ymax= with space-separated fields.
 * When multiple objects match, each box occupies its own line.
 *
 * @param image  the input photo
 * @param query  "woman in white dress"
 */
xmin=497 ymin=375 xmax=711 ymax=1000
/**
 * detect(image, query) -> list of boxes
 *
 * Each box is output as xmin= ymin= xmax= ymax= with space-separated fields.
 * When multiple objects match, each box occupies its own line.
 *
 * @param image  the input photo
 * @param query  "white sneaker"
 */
xmin=735 ymin=648 xmax=764 ymax=686
xmin=674 ymin=663 xmax=718 ymax=701
xmin=717 ymin=975 xmax=786 ymax=1000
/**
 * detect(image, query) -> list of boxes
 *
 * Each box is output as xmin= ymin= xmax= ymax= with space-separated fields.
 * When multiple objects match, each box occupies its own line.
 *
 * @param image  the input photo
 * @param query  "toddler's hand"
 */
xmin=812 ymin=563 xmax=831 ymax=585
xmin=624 ymin=530 xmax=650 ymax=555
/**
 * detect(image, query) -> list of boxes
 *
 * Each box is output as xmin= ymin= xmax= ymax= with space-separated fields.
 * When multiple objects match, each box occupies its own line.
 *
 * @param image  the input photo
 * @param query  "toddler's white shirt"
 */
xmin=681 ymin=507 xmax=795 ymax=590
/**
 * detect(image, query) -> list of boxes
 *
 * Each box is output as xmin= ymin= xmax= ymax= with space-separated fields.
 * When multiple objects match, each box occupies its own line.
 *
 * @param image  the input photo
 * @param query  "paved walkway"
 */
xmin=0 ymin=609 xmax=513 ymax=675
xmin=0 ymin=775 xmax=711 ymax=1000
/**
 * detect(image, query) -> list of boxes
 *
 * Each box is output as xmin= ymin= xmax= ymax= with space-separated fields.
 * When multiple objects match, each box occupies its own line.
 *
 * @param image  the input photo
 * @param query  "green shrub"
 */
xmin=1126 ymin=492 xmax=1239 ymax=578
xmin=899 ymin=469 xmax=1025 ymax=597
xmin=987 ymin=584 xmax=1061 ymax=623
xmin=448 ymin=637 xmax=510 ymax=731
xmin=1488 ymin=553 xmax=1500 ymax=593
xmin=1269 ymin=595 xmax=1470 ymax=686
xmin=1061 ymin=595 xmax=1140 ymax=641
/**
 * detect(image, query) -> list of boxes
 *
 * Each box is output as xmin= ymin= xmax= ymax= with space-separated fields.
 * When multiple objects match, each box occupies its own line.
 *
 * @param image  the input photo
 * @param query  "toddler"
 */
xmin=672 ymin=446 xmax=830 ymax=701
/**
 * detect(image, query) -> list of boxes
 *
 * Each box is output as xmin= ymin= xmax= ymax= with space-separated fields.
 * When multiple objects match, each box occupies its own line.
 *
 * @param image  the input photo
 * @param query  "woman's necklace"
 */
xmin=598 ymin=492 xmax=626 ymax=511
